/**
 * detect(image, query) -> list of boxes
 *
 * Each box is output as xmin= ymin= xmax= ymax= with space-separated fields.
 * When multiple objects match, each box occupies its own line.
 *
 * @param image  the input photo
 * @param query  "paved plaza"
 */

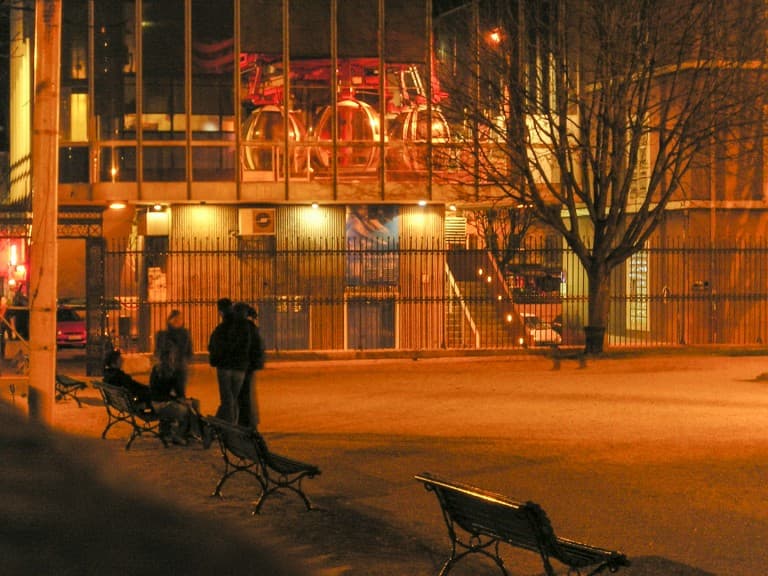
xmin=2 ymin=352 xmax=767 ymax=575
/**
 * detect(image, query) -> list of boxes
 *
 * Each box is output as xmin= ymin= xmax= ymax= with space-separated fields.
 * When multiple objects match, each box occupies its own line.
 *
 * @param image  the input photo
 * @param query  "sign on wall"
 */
xmin=346 ymin=205 xmax=399 ymax=287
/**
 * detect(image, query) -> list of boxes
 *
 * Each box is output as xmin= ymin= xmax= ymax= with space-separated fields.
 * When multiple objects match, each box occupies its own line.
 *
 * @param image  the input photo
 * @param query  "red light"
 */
xmin=488 ymin=29 xmax=502 ymax=45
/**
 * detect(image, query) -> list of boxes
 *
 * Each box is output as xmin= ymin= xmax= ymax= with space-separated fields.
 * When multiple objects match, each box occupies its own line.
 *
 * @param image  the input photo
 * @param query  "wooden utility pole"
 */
xmin=29 ymin=0 xmax=61 ymax=424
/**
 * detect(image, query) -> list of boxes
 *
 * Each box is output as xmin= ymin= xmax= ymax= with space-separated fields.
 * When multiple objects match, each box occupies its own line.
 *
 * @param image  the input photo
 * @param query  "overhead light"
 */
xmin=152 ymin=204 xmax=165 ymax=212
xmin=311 ymin=202 xmax=320 ymax=209
xmin=488 ymin=28 xmax=503 ymax=45
xmin=109 ymin=201 xmax=127 ymax=210
xmin=448 ymin=204 xmax=457 ymax=212
xmin=418 ymin=200 xmax=428 ymax=207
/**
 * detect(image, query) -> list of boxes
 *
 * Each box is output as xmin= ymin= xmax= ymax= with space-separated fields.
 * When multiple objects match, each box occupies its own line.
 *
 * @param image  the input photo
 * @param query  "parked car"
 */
xmin=521 ymin=313 xmax=561 ymax=346
xmin=58 ymin=297 xmax=121 ymax=311
xmin=56 ymin=307 xmax=87 ymax=348
xmin=551 ymin=314 xmax=563 ymax=335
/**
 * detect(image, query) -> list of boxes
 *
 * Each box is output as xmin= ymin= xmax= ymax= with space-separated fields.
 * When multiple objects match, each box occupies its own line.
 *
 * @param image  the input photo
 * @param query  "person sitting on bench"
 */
xmin=103 ymin=349 xmax=153 ymax=408
xmin=104 ymin=348 xmax=200 ymax=445
xmin=149 ymin=360 xmax=202 ymax=445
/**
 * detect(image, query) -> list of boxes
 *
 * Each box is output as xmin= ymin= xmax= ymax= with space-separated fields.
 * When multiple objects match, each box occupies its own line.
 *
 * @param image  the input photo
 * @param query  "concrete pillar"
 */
xmin=28 ymin=0 xmax=62 ymax=424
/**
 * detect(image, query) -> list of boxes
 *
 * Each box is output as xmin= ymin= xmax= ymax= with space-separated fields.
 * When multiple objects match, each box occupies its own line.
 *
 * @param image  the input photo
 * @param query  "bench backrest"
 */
xmin=415 ymin=473 xmax=549 ymax=554
xmin=94 ymin=381 xmax=137 ymax=413
xmin=93 ymin=382 xmax=152 ymax=417
xmin=205 ymin=417 xmax=264 ymax=462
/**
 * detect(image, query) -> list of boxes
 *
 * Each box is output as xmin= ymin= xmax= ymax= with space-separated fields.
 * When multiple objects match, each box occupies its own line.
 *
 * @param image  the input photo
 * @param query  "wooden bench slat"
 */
xmin=441 ymin=490 xmax=540 ymax=552
xmin=266 ymin=452 xmax=321 ymax=477
xmin=55 ymin=374 xmax=87 ymax=407
xmin=550 ymin=537 xmax=628 ymax=569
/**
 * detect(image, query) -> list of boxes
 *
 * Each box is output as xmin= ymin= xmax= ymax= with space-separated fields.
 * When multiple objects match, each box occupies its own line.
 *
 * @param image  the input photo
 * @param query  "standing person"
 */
xmin=11 ymin=284 xmax=28 ymax=340
xmin=233 ymin=303 xmax=265 ymax=429
xmin=155 ymin=309 xmax=193 ymax=397
xmin=0 ymin=296 xmax=7 ymax=362
xmin=208 ymin=297 xmax=251 ymax=423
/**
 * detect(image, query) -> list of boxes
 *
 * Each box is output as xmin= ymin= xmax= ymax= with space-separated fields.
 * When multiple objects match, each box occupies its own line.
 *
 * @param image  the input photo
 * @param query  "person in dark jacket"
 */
xmin=103 ymin=349 xmax=153 ymax=407
xmin=233 ymin=302 xmax=265 ymax=429
xmin=208 ymin=297 xmax=251 ymax=423
xmin=154 ymin=309 xmax=193 ymax=397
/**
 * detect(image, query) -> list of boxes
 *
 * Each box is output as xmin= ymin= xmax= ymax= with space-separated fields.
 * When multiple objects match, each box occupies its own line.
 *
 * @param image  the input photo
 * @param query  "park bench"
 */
xmin=55 ymin=374 xmax=88 ymax=407
xmin=203 ymin=417 xmax=321 ymax=514
xmin=549 ymin=344 xmax=587 ymax=369
xmin=92 ymin=381 xmax=168 ymax=450
xmin=415 ymin=472 xmax=629 ymax=576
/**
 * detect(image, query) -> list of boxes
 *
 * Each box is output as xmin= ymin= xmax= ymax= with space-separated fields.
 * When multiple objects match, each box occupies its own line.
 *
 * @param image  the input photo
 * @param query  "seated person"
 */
xmin=149 ymin=361 xmax=202 ymax=444
xmin=104 ymin=349 xmax=200 ymax=445
xmin=103 ymin=349 xmax=153 ymax=408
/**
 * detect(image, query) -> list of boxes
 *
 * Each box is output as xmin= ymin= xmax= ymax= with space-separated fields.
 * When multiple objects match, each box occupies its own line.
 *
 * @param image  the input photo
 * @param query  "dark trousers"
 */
xmin=174 ymin=366 xmax=189 ymax=398
xmin=215 ymin=368 xmax=246 ymax=423
xmin=155 ymin=397 xmax=201 ymax=438
xmin=237 ymin=370 xmax=259 ymax=429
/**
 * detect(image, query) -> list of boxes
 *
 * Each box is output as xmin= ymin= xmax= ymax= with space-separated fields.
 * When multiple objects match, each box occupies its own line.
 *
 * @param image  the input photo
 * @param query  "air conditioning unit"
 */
xmin=239 ymin=208 xmax=276 ymax=236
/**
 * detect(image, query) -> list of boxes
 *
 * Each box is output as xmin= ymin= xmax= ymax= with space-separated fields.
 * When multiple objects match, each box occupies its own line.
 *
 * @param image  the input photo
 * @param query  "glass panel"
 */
xmin=95 ymin=0 xmax=136 ymax=141
xmin=627 ymin=249 xmax=649 ymax=332
xmin=142 ymin=0 xmax=185 ymax=141
xmin=338 ymin=0 xmax=378 ymax=59
xmin=100 ymin=146 xmax=137 ymax=182
xmin=384 ymin=0 xmax=430 ymax=185
xmin=60 ymin=0 xmax=88 ymax=142
xmin=385 ymin=0 xmax=427 ymax=64
xmin=290 ymin=0 xmax=330 ymax=59
xmin=59 ymin=146 xmax=89 ymax=183
xmin=192 ymin=146 xmax=235 ymax=181
xmin=240 ymin=0 xmax=290 ymax=182
xmin=290 ymin=0 xmax=332 ymax=181
xmin=143 ymin=146 xmax=186 ymax=181
xmin=241 ymin=0 xmax=282 ymax=53
xmin=191 ymin=0 xmax=234 ymax=140
xmin=336 ymin=1 xmax=382 ymax=181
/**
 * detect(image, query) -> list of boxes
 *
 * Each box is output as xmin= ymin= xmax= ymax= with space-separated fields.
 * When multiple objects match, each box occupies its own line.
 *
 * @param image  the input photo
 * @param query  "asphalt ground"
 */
xmin=2 ymin=351 xmax=767 ymax=575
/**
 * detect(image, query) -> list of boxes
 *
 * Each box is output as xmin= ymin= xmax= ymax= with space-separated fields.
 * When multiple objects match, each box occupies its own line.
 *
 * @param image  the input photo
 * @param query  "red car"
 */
xmin=56 ymin=307 xmax=87 ymax=348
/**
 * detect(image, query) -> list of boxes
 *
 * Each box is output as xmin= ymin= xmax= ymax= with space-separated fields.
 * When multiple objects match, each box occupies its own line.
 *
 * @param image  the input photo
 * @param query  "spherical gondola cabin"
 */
xmin=314 ymin=98 xmax=382 ymax=173
xmin=387 ymin=105 xmax=451 ymax=171
xmin=242 ymin=105 xmax=307 ymax=176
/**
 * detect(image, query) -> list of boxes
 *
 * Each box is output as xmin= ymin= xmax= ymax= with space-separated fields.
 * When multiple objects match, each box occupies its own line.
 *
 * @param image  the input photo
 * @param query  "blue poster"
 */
xmin=346 ymin=206 xmax=399 ymax=286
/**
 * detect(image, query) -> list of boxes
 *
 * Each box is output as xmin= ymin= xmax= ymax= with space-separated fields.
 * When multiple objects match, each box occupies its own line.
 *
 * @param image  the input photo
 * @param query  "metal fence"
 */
xmin=102 ymin=237 xmax=768 ymax=354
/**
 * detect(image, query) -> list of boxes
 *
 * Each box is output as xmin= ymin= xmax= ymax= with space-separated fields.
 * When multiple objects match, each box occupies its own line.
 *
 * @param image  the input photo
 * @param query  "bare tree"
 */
xmin=467 ymin=204 xmax=534 ymax=272
xmin=438 ymin=0 xmax=766 ymax=352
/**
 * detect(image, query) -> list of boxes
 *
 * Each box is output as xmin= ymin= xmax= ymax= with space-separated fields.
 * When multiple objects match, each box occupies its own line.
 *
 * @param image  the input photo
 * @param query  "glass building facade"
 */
xmin=50 ymin=0 xmax=476 ymax=206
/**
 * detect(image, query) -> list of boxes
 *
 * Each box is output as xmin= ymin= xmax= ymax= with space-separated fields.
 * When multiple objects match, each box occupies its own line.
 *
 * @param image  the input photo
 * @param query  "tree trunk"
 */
xmin=585 ymin=266 xmax=611 ymax=354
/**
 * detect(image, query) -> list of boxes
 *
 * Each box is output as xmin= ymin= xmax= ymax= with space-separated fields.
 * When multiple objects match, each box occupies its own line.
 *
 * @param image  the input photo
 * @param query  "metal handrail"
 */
xmin=445 ymin=262 xmax=480 ymax=349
